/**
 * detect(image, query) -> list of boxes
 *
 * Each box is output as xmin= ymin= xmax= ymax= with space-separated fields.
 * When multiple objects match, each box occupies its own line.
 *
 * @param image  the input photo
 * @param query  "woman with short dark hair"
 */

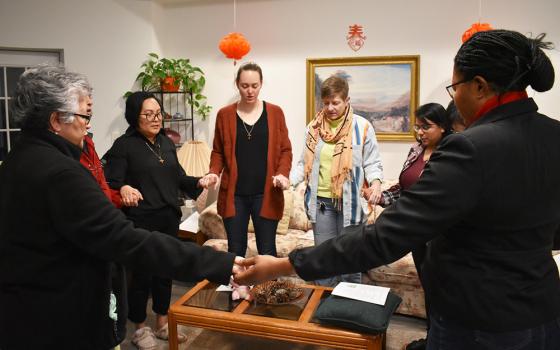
xmin=103 ymin=91 xmax=205 ymax=347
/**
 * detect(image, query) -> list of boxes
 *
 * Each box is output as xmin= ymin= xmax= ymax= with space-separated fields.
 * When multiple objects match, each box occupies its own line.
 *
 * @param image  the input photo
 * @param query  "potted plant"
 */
xmin=126 ymin=53 xmax=212 ymax=119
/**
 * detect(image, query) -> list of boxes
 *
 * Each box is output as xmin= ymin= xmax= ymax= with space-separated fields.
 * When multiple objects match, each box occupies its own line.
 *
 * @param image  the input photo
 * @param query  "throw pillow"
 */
xmin=198 ymin=203 xmax=227 ymax=240
xmin=289 ymin=182 xmax=311 ymax=231
xmin=314 ymin=292 xmax=402 ymax=334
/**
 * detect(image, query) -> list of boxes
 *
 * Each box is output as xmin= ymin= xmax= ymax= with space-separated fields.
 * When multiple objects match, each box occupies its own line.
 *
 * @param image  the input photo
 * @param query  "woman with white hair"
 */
xmin=0 ymin=65 xmax=239 ymax=350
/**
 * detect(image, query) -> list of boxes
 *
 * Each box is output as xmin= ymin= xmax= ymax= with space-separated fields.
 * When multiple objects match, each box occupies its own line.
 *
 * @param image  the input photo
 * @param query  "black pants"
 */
xmin=223 ymin=194 xmax=278 ymax=257
xmin=127 ymin=206 xmax=180 ymax=323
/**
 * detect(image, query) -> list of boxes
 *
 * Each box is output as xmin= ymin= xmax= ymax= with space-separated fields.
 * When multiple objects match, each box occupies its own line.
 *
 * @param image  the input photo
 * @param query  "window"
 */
xmin=0 ymin=48 xmax=63 ymax=161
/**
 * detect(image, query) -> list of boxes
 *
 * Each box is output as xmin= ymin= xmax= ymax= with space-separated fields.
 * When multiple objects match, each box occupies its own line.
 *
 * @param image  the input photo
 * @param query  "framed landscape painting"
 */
xmin=306 ymin=55 xmax=420 ymax=141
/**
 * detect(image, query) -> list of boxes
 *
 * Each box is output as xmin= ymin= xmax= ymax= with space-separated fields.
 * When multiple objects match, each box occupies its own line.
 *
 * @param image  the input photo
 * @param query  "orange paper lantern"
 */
xmin=462 ymin=22 xmax=493 ymax=43
xmin=219 ymin=32 xmax=251 ymax=64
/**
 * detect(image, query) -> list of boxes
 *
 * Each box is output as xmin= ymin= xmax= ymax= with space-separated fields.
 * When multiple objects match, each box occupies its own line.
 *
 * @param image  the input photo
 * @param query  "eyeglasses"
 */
xmin=140 ymin=110 xmax=163 ymax=121
xmin=59 ymin=111 xmax=92 ymax=125
xmin=446 ymin=78 xmax=472 ymax=99
xmin=413 ymin=124 xmax=435 ymax=132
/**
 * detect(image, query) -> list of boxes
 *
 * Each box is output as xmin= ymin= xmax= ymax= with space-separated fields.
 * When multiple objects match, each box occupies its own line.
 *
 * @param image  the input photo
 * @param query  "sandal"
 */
xmin=155 ymin=323 xmax=187 ymax=343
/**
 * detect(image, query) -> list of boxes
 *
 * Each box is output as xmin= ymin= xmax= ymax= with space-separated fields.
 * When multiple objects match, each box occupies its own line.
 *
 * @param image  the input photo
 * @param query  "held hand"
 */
xmin=232 ymin=256 xmax=246 ymax=276
xmin=120 ymin=185 xmax=143 ymax=207
xmin=363 ymin=181 xmax=382 ymax=205
xmin=199 ymin=173 xmax=219 ymax=190
xmin=233 ymin=255 xmax=295 ymax=285
xmin=272 ymin=174 xmax=290 ymax=190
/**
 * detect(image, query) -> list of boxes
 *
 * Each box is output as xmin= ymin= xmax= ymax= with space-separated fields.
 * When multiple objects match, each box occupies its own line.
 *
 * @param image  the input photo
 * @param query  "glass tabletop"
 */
xmin=183 ymin=282 xmax=242 ymax=312
xmin=183 ymin=282 xmax=326 ymax=321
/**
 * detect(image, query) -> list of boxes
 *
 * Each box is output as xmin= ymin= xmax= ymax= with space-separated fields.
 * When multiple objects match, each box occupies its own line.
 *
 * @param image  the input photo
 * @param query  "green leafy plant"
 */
xmin=125 ymin=53 xmax=212 ymax=119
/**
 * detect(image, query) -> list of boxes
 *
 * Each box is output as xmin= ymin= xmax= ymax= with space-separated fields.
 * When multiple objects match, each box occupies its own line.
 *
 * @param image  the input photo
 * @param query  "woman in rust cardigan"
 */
xmin=200 ymin=62 xmax=292 ymax=257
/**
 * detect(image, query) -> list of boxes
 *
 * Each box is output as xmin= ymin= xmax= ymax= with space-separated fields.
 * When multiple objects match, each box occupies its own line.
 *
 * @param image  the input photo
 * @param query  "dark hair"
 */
xmin=321 ymin=75 xmax=349 ymax=100
xmin=125 ymin=91 xmax=162 ymax=128
xmin=446 ymin=101 xmax=464 ymax=129
xmin=454 ymin=30 xmax=555 ymax=93
xmin=235 ymin=62 xmax=263 ymax=84
xmin=416 ymin=103 xmax=452 ymax=137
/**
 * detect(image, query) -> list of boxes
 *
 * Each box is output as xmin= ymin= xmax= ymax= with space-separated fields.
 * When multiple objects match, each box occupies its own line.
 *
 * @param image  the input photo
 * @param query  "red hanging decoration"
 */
xmin=219 ymin=32 xmax=251 ymax=65
xmin=462 ymin=22 xmax=493 ymax=43
xmin=347 ymin=24 xmax=366 ymax=51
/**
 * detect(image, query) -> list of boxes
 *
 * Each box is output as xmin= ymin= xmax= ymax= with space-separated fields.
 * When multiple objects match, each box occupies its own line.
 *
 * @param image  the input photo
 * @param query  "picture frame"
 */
xmin=306 ymin=55 xmax=420 ymax=141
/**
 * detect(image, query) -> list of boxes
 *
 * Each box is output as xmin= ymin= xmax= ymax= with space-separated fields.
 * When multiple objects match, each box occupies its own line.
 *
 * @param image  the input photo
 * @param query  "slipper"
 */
xmin=155 ymin=323 xmax=187 ymax=343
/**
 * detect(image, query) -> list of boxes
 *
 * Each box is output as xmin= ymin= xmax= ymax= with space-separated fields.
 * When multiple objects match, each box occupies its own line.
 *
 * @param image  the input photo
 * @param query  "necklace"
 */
xmin=144 ymin=141 xmax=164 ymax=164
xmin=241 ymin=119 xmax=256 ymax=140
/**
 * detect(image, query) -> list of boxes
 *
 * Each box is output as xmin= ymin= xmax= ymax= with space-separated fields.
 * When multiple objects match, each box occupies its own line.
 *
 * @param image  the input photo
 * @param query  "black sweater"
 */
xmin=103 ymin=127 xmax=202 ymax=216
xmin=0 ymin=130 xmax=234 ymax=350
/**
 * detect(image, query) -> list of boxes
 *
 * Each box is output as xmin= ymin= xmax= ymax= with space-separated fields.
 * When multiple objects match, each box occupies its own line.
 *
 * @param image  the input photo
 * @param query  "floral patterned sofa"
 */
xmin=199 ymin=181 xmax=426 ymax=319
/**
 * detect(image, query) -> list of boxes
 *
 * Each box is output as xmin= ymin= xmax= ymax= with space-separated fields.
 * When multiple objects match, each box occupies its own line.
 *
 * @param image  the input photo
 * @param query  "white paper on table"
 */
xmin=331 ymin=282 xmax=390 ymax=306
xmin=216 ymin=284 xmax=233 ymax=292
xmin=179 ymin=211 xmax=199 ymax=232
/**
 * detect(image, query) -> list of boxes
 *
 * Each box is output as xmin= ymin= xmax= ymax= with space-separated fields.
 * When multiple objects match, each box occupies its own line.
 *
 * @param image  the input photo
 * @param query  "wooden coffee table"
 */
xmin=168 ymin=280 xmax=384 ymax=349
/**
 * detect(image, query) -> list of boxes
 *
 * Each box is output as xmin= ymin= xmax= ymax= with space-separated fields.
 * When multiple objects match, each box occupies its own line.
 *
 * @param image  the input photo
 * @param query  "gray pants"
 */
xmin=312 ymin=197 xmax=362 ymax=287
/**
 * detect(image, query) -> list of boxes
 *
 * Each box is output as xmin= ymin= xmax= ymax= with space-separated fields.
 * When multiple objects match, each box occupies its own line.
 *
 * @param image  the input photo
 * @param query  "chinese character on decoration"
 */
xmin=462 ymin=22 xmax=493 ymax=43
xmin=219 ymin=32 xmax=251 ymax=65
xmin=347 ymin=24 xmax=366 ymax=51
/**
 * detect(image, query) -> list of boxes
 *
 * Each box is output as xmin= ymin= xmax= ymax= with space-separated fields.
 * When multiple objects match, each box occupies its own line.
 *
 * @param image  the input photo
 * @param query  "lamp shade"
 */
xmin=176 ymin=140 xmax=211 ymax=177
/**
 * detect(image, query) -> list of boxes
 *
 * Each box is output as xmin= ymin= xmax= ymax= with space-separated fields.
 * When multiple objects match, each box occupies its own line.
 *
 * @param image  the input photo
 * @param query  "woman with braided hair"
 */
xmin=235 ymin=29 xmax=560 ymax=350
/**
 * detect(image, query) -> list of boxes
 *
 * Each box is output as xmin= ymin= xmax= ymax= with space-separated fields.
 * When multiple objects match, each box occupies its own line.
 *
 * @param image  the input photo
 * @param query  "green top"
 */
xmin=317 ymin=118 xmax=343 ymax=198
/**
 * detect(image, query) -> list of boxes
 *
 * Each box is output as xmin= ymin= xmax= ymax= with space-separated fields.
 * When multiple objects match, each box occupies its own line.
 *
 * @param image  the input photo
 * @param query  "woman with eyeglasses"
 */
xmin=103 ymin=91 xmax=202 ymax=347
xmin=368 ymin=103 xmax=452 ymax=350
xmin=0 ymin=67 xmax=240 ymax=350
xmin=375 ymin=103 xmax=452 ymax=208
xmin=234 ymin=29 xmax=560 ymax=350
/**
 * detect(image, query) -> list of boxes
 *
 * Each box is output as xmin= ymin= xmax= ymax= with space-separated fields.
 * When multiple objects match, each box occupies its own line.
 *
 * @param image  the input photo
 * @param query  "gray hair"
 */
xmin=11 ymin=65 xmax=92 ymax=130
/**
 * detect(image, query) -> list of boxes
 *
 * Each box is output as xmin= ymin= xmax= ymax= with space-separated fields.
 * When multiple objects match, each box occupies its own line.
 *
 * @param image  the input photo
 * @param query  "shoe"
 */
xmin=131 ymin=327 xmax=158 ymax=350
xmin=402 ymin=338 xmax=427 ymax=350
xmin=155 ymin=323 xmax=188 ymax=343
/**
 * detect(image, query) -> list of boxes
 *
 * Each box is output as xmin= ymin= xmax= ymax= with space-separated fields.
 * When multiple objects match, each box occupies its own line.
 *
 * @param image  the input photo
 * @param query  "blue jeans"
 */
xmin=427 ymin=312 xmax=560 ymax=350
xmin=223 ymin=194 xmax=278 ymax=257
xmin=312 ymin=197 xmax=362 ymax=287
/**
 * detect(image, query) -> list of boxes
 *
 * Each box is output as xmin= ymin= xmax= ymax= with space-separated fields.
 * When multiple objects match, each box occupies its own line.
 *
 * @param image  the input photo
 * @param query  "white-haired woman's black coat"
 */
xmin=0 ymin=129 xmax=235 ymax=350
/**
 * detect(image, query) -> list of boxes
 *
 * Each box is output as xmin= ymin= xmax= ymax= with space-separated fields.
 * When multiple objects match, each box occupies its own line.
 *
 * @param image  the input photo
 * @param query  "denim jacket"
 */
xmin=290 ymin=114 xmax=383 ymax=227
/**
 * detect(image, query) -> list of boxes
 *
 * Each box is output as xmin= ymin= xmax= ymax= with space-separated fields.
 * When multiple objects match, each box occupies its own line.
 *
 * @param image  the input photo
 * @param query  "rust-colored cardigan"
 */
xmin=209 ymin=102 xmax=292 ymax=220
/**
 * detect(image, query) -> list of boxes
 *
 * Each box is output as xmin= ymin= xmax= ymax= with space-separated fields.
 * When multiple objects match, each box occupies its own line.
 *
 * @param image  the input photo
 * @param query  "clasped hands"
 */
xmin=361 ymin=180 xmax=382 ymax=204
xmin=120 ymin=185 xmax=143 ymax=207
xmin=231 ymin=255 xmax=295 ymax=286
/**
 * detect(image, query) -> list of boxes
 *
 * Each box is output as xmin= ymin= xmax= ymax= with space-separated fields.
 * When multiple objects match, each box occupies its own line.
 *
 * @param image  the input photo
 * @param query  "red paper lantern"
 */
xmin=462 ymin=22 xmax=493 ymax=43
xmin=219 ymin=32 xmax=251 ymax=64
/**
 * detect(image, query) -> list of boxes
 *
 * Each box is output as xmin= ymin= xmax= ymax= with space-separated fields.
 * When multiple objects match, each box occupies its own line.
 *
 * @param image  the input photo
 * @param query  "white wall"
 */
xmin=157 ymin=0 xmax=560 ymax=179
xmin=1 ymin=0 xmax=559 ymax=178
xmin=0 ymin=0 xmax=161 ymax=156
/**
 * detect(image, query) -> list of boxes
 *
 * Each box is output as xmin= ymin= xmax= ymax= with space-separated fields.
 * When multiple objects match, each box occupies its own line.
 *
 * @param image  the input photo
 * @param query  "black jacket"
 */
xmin=0 ymin=130 xmax=235 ymax=350
xmin=290 ymin=98 xmax=560 ymax=331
